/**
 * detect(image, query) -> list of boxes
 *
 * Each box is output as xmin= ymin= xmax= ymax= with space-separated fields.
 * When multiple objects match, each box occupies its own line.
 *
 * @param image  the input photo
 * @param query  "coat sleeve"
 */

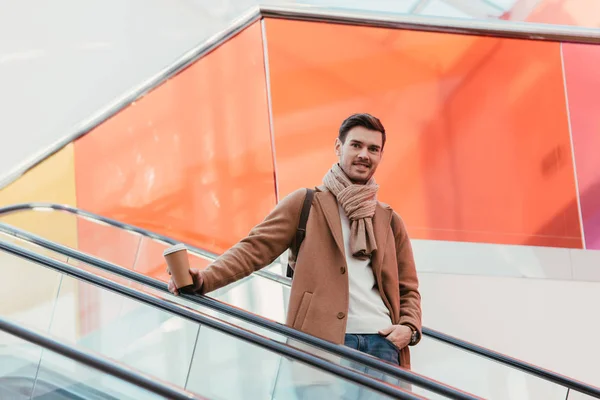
xmin=391 ymin=212 xmax=423 ymax=343
xmin=198 ymin=189 xmax=307 ymax=294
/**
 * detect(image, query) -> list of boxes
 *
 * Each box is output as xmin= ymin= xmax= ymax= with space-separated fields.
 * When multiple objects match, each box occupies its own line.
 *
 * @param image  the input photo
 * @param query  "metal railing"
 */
xmin=0 ymin=237 xmax=462 ymax=400
xmin=0 ymin=206 xmax=476 ymax=398
xmin=1 ymin=202 xmax=599 ymax=398
xmin=260 ymin=4 xmax=600 ymax=44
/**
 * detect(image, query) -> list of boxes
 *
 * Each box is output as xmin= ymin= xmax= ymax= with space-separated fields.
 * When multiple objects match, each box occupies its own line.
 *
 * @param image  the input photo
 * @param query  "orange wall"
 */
xmin=69 ymin=18 xmax=592 ymax=253
xmin=74 ymin=21 xmax=275 ymax=255
xmin=265 ymin=18 xmax=582 ymax=248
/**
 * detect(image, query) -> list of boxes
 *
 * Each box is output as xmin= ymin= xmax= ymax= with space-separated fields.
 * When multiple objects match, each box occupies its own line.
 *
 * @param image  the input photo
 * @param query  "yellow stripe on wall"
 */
xmin=0 ymin=144 xmax=78 ymax=248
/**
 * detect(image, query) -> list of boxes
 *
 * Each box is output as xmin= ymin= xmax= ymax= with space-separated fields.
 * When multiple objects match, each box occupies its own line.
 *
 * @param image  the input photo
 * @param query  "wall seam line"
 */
xmin=560 ymin=42 xmax=586 ymax=249
xmin=260 ymin=18 xmax=280 ymax=204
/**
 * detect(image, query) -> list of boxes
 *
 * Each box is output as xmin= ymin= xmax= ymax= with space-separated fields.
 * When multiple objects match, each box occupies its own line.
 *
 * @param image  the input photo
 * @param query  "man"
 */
xmin=168 ymin=113 xmax=422 ymax=369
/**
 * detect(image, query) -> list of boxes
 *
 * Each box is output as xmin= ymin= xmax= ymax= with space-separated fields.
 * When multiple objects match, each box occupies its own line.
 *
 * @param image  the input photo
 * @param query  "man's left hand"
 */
xmin=378 ymin=325 xmax=412 ymax=350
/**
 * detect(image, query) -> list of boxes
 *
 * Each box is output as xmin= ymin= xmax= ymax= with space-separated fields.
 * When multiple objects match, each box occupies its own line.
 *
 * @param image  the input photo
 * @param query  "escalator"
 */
xmin=0 ymin=226 xmax=463 ymax=399
xmin=0 ymin=203 xmax=599 ymax=399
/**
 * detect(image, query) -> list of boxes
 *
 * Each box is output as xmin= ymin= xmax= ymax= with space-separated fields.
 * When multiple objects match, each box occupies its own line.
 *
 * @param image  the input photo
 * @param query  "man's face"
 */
xmin=335 ymin=126 xmax=383 ymax=184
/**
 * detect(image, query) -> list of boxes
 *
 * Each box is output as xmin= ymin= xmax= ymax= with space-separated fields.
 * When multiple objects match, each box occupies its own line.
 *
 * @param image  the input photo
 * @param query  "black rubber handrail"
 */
xmin=0 ymin=238 xmax=434 ymax=400
xmin=2 ymin=203 xmax=599 ymax=398
xmin=0 ymin=214 xmax=478 ymax=400
xmin=0 ymin=316 xmax=201 ymax=400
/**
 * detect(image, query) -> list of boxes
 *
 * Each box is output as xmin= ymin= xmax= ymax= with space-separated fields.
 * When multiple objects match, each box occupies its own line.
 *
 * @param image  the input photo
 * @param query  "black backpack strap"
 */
xmin=286 ymin=188 xmax=315 ymax=278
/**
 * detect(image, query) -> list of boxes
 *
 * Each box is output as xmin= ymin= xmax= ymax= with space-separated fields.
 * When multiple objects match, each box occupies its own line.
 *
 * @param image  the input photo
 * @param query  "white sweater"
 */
xmin=339 ymin=204 xmax=392 ymax=334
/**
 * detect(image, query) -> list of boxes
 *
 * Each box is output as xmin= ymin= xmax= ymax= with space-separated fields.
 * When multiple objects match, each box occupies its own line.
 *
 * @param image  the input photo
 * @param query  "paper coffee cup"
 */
xmin=163 ymin=244 xmax=194 ymax=292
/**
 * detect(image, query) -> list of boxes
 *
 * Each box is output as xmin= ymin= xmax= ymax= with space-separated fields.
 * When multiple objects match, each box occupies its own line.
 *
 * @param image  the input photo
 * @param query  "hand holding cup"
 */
xmin=164 ymin=244 xmax=197 ymax=295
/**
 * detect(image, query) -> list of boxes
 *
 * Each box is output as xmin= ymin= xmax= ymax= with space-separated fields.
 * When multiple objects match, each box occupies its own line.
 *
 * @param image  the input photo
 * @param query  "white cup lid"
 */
xmin=163 ymin=243 xmax=187 ymax=256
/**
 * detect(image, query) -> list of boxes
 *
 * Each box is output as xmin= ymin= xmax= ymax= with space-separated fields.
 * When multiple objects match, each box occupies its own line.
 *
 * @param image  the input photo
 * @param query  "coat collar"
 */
xmin=315 ymin=189 xmax=344 ymax=256
xmin=371 ymin=202 xmax=394 ymax=279
xmin=315 ymin=187 xmax=393 ymax=266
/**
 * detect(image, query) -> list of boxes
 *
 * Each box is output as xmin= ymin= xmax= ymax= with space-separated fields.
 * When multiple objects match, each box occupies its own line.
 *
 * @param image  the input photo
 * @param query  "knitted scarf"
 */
xmin=322 ymin=163 xmax=378 ymax=260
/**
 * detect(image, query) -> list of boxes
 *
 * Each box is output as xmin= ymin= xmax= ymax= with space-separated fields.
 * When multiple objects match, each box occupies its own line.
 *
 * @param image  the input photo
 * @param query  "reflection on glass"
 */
xmin=48 ymin=274 xmax=199 ymax=390
xmin=76 ymin=215 xmax=143 ymax=270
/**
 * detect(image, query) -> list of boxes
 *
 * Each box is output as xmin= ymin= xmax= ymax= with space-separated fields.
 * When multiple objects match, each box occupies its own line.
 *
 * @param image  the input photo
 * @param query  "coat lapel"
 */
xmin=371 ymin=203 xmax=393 ymax=281
xmin=315 ymin=190 xmax=345 ymax=257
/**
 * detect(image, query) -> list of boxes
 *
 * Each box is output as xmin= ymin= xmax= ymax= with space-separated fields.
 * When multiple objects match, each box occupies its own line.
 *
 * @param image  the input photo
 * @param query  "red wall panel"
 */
xmin=265 ymin=18 xmax=582 ymax=248
xmin=74 ymin=21 xmax=275 ymax=256
xmin=562 ymin=43 xmax=600 ymax=250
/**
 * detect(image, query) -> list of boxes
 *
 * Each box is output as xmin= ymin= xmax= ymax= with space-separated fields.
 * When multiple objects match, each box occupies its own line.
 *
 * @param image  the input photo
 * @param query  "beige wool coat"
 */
xmin=198 ymin=187 xmax=422 ymax=368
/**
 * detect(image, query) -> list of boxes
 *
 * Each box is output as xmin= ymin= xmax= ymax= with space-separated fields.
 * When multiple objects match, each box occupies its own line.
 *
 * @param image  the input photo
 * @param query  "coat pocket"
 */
xmin=292 ymin=292 xmax=313 ymax=330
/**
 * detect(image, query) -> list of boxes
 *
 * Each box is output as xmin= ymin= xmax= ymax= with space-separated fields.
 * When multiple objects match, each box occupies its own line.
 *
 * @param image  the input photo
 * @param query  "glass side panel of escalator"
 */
xmin=0 ymin=243 xmax=423 ymax=400
xmin=0 ymin=228 xmax=451 ymax=398
xmin=0 ymin=210 xmax=581 ymax=399
xmin=568 ymin=391 xmax=598 ymax=400
xmin=172 ymin=271 xmax=570 ymax=400
xmin=0 ymin=331 xmax=166 ymax=399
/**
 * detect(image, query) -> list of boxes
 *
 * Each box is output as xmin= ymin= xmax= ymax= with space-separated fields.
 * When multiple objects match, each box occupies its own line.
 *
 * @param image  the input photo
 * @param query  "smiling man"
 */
xmin=168 ymin=113 xmax=422 ymax=369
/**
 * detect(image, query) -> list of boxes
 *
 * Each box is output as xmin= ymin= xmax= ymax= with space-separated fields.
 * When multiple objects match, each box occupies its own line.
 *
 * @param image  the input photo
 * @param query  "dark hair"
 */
xmin=338 ymin=113 xmax=386 ymax=149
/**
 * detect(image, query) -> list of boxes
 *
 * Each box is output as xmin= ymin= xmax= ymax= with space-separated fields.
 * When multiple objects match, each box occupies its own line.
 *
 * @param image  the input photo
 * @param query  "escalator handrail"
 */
xmin=1 ymin=203 xmax=599 ymax=398
xmin=0 ymin=316 xmax=202 ymax=400
xmin=0 ymin=217 xmax=479 ymax=400
xmin=0 ymin=228 xmax=481 ymax=400
xmin=0 ymin=238 xmax=443 ymax=400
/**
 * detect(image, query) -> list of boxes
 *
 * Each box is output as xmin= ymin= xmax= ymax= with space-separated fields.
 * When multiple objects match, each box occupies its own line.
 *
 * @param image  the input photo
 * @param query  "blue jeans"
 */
xmin=344 ymin=334 xmax=400 ymax=366
xmin=341 ymin=334 xmax=406 ymax=399
xmin=290 ymin=334 xmax=404 ymax=399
